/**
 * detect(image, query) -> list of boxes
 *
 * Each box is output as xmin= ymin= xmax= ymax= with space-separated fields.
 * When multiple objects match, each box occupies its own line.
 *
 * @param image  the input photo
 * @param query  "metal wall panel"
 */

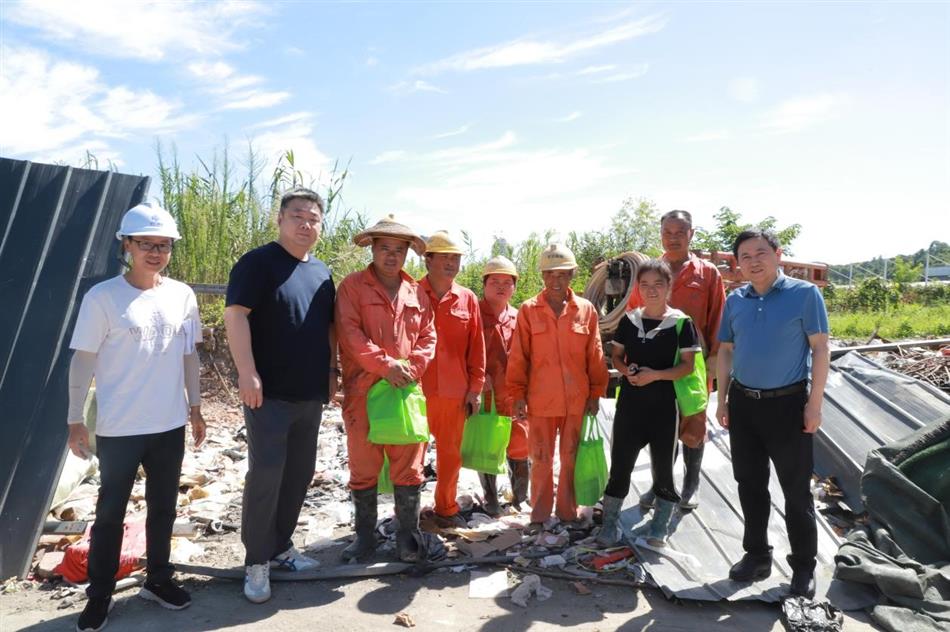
xmin=0 ymin=158 xmax=149 ymax=579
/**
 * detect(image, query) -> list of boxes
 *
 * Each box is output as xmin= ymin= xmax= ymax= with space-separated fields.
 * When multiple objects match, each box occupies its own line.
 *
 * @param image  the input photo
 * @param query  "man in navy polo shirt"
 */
xmin=716 ymin=230 xmax=830 ymax=598
xmin=224 ymin=188 xmax=337 ymax=604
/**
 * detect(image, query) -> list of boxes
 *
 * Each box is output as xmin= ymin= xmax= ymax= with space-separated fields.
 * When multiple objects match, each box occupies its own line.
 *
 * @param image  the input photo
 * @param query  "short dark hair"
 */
xmin=732 ymin=230 xmax=780 ymax=258
xmin=660 ymin=209 xmax=692 ymax=228
xmin=636 ymin=258 xmax=673 ymax=285
xmin=280 ymin=188 xmax=325 ymax=214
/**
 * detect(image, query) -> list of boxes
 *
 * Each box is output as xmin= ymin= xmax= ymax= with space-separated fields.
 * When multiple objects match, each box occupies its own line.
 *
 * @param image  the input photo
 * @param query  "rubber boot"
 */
xmin=645 ymin=498 xmax=676 ymax=547
xmin=679 ymin=444 xmax=704 ymax=510
xmin=638 ymin=489 xmax=656 ymax=510
xmin=595 ymin=495 xmax=625 ymax=547
xmin=341 ymin=487 xmax=378 ymax=562
xmin=508 ymin=458 xmax=530 ymax=511
xmin=479 ymin=473 xmax=501 ymax=517
xmin=393 ymin=485 xmax=446 ymax=563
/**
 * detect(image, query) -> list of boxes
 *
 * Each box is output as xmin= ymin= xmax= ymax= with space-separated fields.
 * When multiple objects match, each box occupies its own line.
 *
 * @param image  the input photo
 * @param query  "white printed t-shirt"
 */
xmin=69 ymin=275 xmax=202 ymax=437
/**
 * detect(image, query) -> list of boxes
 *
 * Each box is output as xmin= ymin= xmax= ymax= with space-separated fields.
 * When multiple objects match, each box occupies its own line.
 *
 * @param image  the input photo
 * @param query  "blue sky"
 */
xmin=1 ymin=1 xmax=947 ymax=266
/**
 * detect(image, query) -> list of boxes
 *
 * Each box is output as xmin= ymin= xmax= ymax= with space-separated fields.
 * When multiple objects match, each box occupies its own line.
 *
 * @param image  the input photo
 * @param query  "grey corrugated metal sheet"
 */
xmin=815 ymin=352 xmax=950 ymax=511
xmin=601 ymin=352 xmax=947 ymax=606
xmin=0 ymin=158 xmax=149 ymax=579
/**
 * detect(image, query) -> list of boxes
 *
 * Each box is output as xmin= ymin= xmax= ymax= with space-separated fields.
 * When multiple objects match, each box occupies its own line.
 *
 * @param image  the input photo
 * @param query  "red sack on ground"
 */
xmin=55 ymin=521 xmax=147 ymax=583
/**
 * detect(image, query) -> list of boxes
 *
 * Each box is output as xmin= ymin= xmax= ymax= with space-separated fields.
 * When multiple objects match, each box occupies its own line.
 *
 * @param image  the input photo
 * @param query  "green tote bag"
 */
xmin=574 ymin=414 xmax=609 ymax=506
xmin=460 ymin=396 xmax=511 ymax=475
xmin=366 ymin=379 xmax=429 ymax=445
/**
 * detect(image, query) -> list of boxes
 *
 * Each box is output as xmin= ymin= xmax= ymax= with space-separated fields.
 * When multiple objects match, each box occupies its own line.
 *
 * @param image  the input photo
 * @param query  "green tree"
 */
xmin=693 ymin=207 xmax=801 ymax=256
xmin=891 ymin=256 xmax=924 ymax=284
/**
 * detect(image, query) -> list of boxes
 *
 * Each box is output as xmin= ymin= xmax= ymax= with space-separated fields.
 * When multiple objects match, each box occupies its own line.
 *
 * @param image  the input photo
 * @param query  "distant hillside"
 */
xmin=828 ymin=241 xmax=950 ymax=284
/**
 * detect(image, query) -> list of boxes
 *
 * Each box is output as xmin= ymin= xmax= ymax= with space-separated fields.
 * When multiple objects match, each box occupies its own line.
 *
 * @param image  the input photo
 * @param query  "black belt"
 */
xmin=731 ymin=380 xmax=807 ymax=400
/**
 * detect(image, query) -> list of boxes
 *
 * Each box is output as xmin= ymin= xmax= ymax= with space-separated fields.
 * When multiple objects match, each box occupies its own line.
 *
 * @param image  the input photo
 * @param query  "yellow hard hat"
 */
xmin=540 ymin=243 xmax=577 ymax=271
xmin=425 ymin=230 xmax=464 ymax=254
xmin=482 ymin=255 xmax=519 ymax=280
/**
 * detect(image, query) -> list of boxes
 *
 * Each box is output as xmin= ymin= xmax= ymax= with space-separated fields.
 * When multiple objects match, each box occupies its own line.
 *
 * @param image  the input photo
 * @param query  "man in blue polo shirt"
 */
xmin=716 ymin=230 xmax=829 ymax=598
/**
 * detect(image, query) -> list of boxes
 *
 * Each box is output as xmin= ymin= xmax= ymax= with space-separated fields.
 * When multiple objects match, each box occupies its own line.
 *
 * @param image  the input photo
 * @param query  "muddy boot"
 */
xmin=638 ymin=489 xmax=656 ymax=510
xmin=394 ymin=485 xmax=446 ymax=563
xmin=679 ymin=444 xmax=704 ymax=510
xmin=508 ymin=458 xmax=530 ymax=510
xmin=479 ymin=473 xmax=501 ymax=517
xmin=645 ymin=498 xmax=676 ymax=547
xmin=596 ymin=495 xmax=625 ymax=547
xmin=341 ymin=487 xmax=378 ymax=562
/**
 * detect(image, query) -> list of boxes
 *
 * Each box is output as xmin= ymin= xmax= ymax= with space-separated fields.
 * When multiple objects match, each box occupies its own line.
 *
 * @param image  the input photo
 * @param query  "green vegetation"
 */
xmin=828 ymin=241 xmax=950 ymax=284
xmin=692 ymin=206 xmax=802 ymax=256
xmin=829 ymin=304 xmax=950 ymax=340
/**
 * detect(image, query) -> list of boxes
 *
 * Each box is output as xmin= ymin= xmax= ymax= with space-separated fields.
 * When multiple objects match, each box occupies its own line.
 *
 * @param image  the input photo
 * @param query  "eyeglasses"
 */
xmin=130 ymin=239 xmax=173 ymax=254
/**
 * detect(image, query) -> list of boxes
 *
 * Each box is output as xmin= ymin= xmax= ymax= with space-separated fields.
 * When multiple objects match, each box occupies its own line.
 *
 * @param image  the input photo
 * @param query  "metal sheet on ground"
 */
xmin=598 ymin=397 xmax=877 ymax=608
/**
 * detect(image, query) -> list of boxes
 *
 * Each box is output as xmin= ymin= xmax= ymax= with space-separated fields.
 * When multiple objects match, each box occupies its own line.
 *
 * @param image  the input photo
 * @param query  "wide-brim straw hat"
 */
xmin=353 ymin=214 xmax=426 ymax=255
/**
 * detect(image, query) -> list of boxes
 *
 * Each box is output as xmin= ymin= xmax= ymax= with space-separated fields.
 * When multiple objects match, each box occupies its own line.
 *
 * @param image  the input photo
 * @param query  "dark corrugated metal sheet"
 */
xmin=0 ymin=158 xmax=149 ymax=579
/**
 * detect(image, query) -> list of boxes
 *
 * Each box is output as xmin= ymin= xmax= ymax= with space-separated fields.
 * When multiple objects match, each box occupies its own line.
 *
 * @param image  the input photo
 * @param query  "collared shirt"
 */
xmin=627 ymin=253 xmax=726 ymax=356
xmin=507 ymin=288 xmax=609 ymax=417
xmin=718 ymin=271 xmax=829 ymax=389
xmin=480 ymin=299 xmax=518 ymax=415
xmin=419 ymin=277 xmax=486 ymax=399
xmin=335 ymin=265 xmax=437 ymax=416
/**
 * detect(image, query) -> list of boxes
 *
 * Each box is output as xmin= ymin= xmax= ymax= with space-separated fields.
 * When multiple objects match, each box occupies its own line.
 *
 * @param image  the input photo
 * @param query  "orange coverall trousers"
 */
xmin=527 ymin=413 xmax=583 ymax=523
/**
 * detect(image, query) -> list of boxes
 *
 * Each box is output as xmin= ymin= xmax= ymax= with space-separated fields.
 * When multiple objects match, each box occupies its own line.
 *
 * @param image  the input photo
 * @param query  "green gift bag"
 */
xmin=366 ymin=379 xmax=429 ymax=445
xmin=673 ymin=318 xmax=708 ymax=417
xmin=378 ymin=454 xmax=394 ymax=494
xmin=460 ymin=397 xmax=511 ymax=475
xmin=574 ymin=414 xmax=608 ymax=506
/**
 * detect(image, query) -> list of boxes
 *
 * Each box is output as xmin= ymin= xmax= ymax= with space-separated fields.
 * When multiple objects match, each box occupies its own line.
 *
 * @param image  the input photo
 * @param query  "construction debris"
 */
xmin=393 ymin=612 xmax=416 ymax=627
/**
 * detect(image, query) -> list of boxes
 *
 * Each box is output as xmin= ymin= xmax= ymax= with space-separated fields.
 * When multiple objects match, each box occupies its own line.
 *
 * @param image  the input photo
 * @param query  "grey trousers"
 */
xmin=241 ymin=398 xmax=322 ymax=565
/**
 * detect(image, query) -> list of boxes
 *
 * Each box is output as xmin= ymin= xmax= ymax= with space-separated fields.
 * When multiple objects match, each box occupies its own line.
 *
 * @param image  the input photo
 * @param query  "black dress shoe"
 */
xmin=728 ymin=553 xmax=773 ymax=581
xmin=789 ymin=567 xmax=816 ymax=598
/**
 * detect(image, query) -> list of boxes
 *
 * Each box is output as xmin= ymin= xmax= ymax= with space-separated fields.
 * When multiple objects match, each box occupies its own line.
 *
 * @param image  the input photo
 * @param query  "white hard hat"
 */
xmin=482 ymin=255 xmax=519 ymax=280
xmin=540 ymin=243 xmax=577 ymax=271
xmin=115 ymin=202 xmax=181 ymax=241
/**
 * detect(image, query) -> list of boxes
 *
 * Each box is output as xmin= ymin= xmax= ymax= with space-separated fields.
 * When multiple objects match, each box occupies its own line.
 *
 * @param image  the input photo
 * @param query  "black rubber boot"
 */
xmin=679 ymin=443 xmax=705 ymax=510
xmin=393 ymin=485 xmax=446 ymax=563
xmin=729 ymin=548 xmax=773 ymax=582
xmin=479 ymin=473 xmax=501 ymax=517
xmin=508 ymin=458 xmax=530 ymax=510
xmin=341 ymin=487 xmax=378 ymax=562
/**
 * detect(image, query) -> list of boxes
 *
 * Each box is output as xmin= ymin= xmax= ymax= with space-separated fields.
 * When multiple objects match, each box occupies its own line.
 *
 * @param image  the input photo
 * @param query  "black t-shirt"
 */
xmin=613 ymin=314 xmax=699 ymax=405
xmin=226 ymin=242 xmax=335 ymax=402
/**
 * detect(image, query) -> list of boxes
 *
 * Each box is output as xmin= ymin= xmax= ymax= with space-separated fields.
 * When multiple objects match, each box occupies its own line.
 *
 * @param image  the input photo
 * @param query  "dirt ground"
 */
xmin=3 ymin=551 xmax=879 ymax=632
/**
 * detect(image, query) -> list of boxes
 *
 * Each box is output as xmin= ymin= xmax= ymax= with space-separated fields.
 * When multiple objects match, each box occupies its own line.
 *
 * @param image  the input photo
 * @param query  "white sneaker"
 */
xmin=270 ymin=546 xmax=320 ymax=571
xmin=244 ymin=563 xmax=271 ymax=603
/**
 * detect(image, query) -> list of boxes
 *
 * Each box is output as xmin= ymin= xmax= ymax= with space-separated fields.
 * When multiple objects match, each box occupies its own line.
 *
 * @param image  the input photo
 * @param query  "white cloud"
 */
xmin=369 ymin=150 xmax=410 ymax=165
xmin=432 ymin=124 xmax=472 ymax=139
xmin=414 ymin=15 xmax=665 ymax=74
xmin=683 ymin=130 xmax=731 ymax=142
xmin=554 ymin=112 xmax=582 ymax=123
xmin=365 ymin=55 xmax=379 ymax=67
xmin=728 ymin=77 xmax=759 ymax=103
xmin=249 ymin=112 xmax=315 ymax=130
xmin=0 ymin=44 xmax=195 ymax=160
xmin=590 ymin=64 xmax=650 ymax=83
xmin=187 ymin=60 xmax=290 ymax=111
xmin=760 ymin=94 xmax=848 ymax=134
xmin=576 ymin=64 xmax=617 ymax=75
xmin=389 ymin=80 xmax=447 ymax=95
xmin=249 ymin=119 xmax=332 ymax=186
xmin=6 ymin=0 xmax=265 ymax=61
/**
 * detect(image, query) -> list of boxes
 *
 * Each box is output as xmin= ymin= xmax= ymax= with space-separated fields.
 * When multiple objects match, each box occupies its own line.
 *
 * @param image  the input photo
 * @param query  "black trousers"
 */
xmin=242 ymin=398 xmax=322 ymax=565
xmin=87 ymin=426 xmax=185 ymax=599
xmin=728 ymin=384 xmax=817 ymax=571
xmin=604 ymin=392 xmax=680 ymax=503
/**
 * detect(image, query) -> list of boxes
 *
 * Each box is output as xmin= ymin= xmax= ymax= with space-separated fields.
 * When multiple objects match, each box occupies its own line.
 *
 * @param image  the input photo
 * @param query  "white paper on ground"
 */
xmin=468 ymin=570 xmax=510 ymax=599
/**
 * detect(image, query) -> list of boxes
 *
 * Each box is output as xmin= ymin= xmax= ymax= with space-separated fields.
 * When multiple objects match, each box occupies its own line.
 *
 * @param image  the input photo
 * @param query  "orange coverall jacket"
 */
xmin=479 ymin=299 xmax=518 ymax=417
xmin=507 ymin=289 xmax=609 ymax=417
xmin=626 ymin=254 xmax=726 ymax=356
xmin=418 ymin=278 xmax=486 ymax=399
xmin=335 ymin=265 xmax=437 ymax=420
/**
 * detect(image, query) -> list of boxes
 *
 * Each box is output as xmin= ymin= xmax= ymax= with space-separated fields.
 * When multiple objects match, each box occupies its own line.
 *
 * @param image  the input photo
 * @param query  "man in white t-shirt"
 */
xmin=68 ymin=203 xmax=205 ymax=632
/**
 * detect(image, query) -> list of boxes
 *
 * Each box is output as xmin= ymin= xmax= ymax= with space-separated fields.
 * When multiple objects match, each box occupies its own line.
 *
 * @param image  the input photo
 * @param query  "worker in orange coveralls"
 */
xmin=507 ymin=244 xmax=609 ymax=530
xmin=478 ymin=255 xmax=530 ymax=516
xmin=335 ymin=215 xmax=444 ymax=563
xmin=627 ymin=210 xmax=726 ymax=511
xmin=418 ymin=231 xmax=486 ymax=527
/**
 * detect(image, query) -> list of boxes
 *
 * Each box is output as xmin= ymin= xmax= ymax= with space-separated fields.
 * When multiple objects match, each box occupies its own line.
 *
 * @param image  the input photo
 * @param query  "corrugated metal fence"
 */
xmin=0 ymin=158 xmax=150 ymax=579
